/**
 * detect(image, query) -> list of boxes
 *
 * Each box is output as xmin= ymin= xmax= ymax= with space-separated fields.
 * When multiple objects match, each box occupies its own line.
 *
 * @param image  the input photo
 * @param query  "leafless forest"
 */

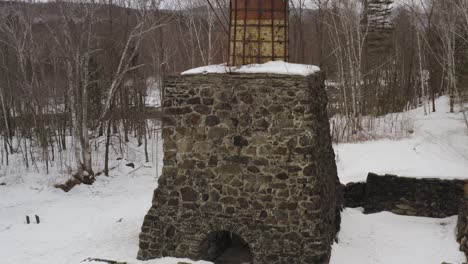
xmin=0 ymin=0 xmax=467 ymax=184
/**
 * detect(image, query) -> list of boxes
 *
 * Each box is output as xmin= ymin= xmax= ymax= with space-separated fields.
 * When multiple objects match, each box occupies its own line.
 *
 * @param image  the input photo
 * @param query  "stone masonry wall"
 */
xmin=457 ymin=190 xmax=468 ymax=260
xmin=138 ymin=73 xmax=339 ymax=263
xmin=344 ymin=173 xmax=466 ymax=218
xmin=457 ymin=183 xmax=468 ymax=259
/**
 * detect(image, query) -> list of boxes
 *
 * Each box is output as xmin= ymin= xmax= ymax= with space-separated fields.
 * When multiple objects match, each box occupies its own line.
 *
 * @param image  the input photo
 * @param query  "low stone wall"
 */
xmin=344 ymin=173 xmax=466 ymax=218
xmin=457 ymin=194 xmax=468 ymax=260
xmin=343 ymin=182 xmax=365 ymax=208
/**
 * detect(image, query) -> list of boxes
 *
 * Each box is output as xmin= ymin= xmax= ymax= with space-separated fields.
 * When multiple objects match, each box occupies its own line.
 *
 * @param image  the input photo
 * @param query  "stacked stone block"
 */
xmin=344 ymin=173 xmax=466 ymax=218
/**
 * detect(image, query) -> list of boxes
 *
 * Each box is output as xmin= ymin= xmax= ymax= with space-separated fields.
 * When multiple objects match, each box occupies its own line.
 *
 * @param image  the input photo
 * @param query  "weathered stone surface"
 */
xmin=180 ymin=186 xmax=199 ymax=202
xmin=344 ymin=173 xmax=466 ymax=218
xmin=165 ymin=106 xmax=192 ymax=115
xmin=207 ymin=127 xmax=228 ymax=139
xmin=138 ymin=73 xmax=339 ymax=264
xmin=187 ymin=97 xmax=201 ymax=105
xmin=233 ymin=135 xmax=249 ymax=147
xmin=343 ymin=182 xmax=366 ymax=208
xmin=457 ymin=186 xmax=468 ymax=260
xmin=193 ymin=105 xmax=211 ymax=115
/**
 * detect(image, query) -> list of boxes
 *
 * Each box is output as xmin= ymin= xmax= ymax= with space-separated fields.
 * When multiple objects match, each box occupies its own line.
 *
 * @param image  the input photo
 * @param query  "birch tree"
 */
xmin=46 ymin=0 xmax=165 ymax=183
xmin=328 ymin=0 xmax=368 ymax=134
xmin=432 ymin=0 xmax=468 ymax=130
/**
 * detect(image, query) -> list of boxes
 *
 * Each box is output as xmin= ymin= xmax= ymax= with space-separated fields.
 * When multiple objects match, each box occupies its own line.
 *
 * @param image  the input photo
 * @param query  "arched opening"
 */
xmin=199 ymin=231 xmax=253 ymax=264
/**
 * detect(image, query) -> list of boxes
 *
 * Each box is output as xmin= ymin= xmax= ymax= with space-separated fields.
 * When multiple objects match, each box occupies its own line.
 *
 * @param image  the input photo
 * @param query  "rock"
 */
xmin=273 ymin=146 xmax=288 ymax=155
xmin=164 ymin=106 xmax=192 ymax=115
xmin=275 ymin=172 xmax=288 ymax=180
xmin=201 ymin=202 xmax=222 ymax=213
xmin=194 ymin=105 xmax=211 ymax=115
xmin=207 ymin=126 xmax=228 ymax=140
xmin=208 ymin=155 xmax=218 ymax=166
xmin=200 ymin=87 xmax=213 ymax=97
xmin=223 ymin=155 xmax=250 ymax=164
xmin=286 ymin=165 xmax=302 ymax=173
xmin=180 ymin=187 xmax=198 ymax=202
xmin=202 ymin=97 xmax=214 ymax=105
xmin=54 ymin=178 xmax=80 ymax=192
xmin=269 ymin=104 xmax=284 ymax=113
xmin=185 ymin=113 xmax=200 ymax=126
xmin=205 ymin=115 xmax=221 ymax=126
xmin=238 ymin=91 xmax=254 ymax=104
xmin=165 ymin=225 xmax=176 ymax=237
xmin=303 ymin=164 xmax=315 ymax=176
xmin=187 ymin=97 xmax=201 ymax=105
xmin=253 ymin=158 xmax=269 ymax=166
xmin=82 ymin=258 xmax=127 ymax=264
xmin=395 ymin=204 xmax=414 ymax=210
xmin=220 ymin=196 xmax=237 ymax=205
xmin=254 ymin=118 xmax=270 ymax=130
xmin=214 ymin=103 xmax=232 ymax=110
xmin=247 ymin=166 xmax=260 ymax=173
xmin=168 ymin=199 xmax=179 ymax=206
xmin=233 ymin=135 xmax=249 ymax=147
xmin=217 ymin=164 xmax=242 ymax=175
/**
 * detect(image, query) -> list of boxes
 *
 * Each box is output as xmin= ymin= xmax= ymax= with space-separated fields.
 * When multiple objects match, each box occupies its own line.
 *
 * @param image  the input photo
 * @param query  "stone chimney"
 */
xmin=138 ymin=71 xmax=340 ymax=263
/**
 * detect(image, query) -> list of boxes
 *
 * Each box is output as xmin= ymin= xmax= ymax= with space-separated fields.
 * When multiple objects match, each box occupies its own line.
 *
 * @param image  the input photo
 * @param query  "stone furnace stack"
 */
xmin=138 ymin=71 xmax=339 ymax=263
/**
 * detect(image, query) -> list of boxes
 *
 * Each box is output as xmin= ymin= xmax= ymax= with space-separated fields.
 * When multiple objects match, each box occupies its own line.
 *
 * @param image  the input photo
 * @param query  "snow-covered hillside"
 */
xmin=0 ymin=96 xmax=467 ymax=264
xmin=0 ymin=134 xmax=190 ymax=264
xmin=335 ymin=96 xmax=468 ymax=184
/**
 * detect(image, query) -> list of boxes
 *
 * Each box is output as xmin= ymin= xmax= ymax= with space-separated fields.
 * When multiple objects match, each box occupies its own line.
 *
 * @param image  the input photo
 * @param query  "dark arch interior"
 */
xmin=199 ymin=231 xmax=253 ymax=264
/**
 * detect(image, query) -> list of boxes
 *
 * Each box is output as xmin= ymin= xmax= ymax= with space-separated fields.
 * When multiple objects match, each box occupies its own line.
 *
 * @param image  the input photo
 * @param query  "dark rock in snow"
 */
xmin=82 ymin=258 xmax=127 ymax=264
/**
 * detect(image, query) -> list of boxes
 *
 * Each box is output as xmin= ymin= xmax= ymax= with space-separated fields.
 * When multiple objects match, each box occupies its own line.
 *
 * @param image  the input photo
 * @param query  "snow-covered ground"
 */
xmin=1 ymin=96 xmax=467 ymax=263
xmin=335 ymin=96 xmax=468 ymax=183
xmin=331 ymin=96 xmax=468 ymax=263
xmin=331 ymin=208 xmax=466 ymax=264
xmin=0 ymin=164 xmax=157 ymax=264
xmin=0 ymin=131 xmax=208 ymax=264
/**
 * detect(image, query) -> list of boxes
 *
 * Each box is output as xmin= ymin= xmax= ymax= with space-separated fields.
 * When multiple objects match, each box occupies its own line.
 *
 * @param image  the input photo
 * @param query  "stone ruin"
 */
xmin=138 ymin=72 xmax=340 ymax=263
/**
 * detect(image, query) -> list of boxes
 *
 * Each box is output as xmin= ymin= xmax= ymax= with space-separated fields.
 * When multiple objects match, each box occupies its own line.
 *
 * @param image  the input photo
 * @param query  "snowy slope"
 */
xmin=335 ymin=96 xmax=468 ymax=184
xmin=331 ymin=208 xmax=466 ymax=264
xmin=0 ymin=133 xmax=209 ymax=264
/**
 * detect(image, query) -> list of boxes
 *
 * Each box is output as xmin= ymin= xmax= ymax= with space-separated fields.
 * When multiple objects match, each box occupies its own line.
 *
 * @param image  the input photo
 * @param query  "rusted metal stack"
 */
xmin=228 ymin=0 xmax=289 ymax=66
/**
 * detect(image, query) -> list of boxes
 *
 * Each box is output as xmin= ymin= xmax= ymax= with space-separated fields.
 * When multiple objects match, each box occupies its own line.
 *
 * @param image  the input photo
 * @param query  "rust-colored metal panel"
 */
xmin=228 ymin=0 xmax=289 ymax=66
